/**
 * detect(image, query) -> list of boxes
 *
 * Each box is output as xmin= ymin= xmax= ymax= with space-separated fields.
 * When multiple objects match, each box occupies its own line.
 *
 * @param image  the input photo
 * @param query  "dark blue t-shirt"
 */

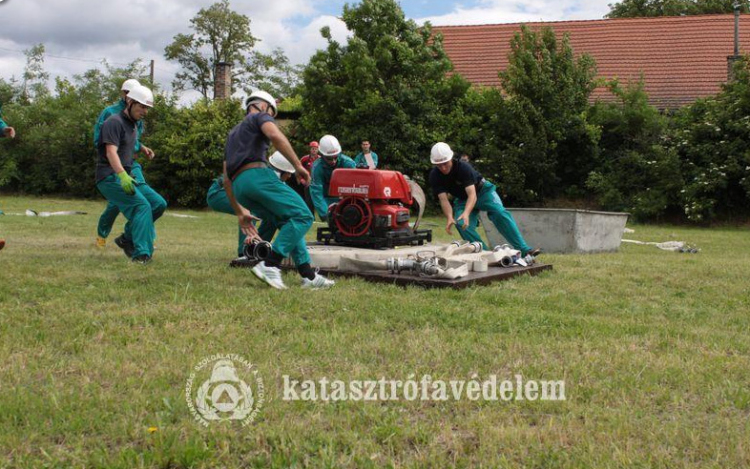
xmin=225 ymin=112 xmax=275 ymax=180
xmin=429 ymin=160 xmax=484 ymax=200
xmin=96 ymin=112 xmax=137 ymax=182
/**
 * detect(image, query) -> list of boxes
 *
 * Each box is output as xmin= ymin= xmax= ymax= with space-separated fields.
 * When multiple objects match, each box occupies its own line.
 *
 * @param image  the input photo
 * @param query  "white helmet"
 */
xmin=121 ymin=79 xmax=141 ymax=92
xmin=268 ymin=151 xmax=295 ymax=174
xmin=128 ymin=85 xmax=154 ymax=107
xmin=430 ymin=142 xmax=453 ymax=164
xmin=319 ymin=135 xmax=342 ymax=157
xmin=245 ymin=90 xmax=277 ymax=117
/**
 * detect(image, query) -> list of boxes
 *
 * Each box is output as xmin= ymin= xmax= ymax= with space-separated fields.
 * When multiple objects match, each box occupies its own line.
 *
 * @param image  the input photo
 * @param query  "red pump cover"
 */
xmin=328 ymin=169 xmax=413 ymax=205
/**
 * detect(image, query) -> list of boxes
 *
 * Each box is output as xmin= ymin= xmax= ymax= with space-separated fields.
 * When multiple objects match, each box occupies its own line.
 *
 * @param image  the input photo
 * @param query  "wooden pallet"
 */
xmin=313 ymin=263 xmax=552 ymax=289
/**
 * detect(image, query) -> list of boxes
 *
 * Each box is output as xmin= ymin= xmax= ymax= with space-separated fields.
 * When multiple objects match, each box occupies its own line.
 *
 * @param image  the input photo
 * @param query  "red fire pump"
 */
xmin=316 ymin=169 xmax=432 ymax=248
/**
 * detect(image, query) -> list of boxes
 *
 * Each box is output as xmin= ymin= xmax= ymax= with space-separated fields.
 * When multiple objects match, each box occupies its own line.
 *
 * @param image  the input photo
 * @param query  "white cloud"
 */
xmin=283 ymin=15 xmax=351 ymax=65
xmin=417 ymin=0 xmax=610 ymax=26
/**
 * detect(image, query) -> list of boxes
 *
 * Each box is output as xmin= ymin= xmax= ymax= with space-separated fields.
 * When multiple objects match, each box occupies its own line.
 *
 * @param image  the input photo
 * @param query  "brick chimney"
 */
xmin=214 ymin=62 xmax=232 ymax=100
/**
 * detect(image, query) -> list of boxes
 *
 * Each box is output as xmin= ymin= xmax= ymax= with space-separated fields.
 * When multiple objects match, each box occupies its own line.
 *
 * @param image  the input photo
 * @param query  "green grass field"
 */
xmin=1 ymin=195 xmax=749 ymax=468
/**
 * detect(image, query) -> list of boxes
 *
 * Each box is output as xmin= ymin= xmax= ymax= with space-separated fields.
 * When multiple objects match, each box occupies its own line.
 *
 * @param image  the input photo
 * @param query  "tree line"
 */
xmin=1 ymin=0 xmax=749 ymax=222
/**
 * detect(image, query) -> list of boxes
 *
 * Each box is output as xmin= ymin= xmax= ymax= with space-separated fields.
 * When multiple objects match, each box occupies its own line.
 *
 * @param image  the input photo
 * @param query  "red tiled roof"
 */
xmin=433 ymin=14 xmax=750 ymax=109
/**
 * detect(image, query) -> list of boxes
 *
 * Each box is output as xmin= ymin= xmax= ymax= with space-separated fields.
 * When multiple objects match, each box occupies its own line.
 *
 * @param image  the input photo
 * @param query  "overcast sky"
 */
xmin=0 ymin=0 xmax=610 ymax=104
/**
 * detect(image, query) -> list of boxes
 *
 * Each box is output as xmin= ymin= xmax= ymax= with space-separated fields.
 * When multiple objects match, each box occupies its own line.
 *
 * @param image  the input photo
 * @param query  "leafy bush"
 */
xmin=669 ymin=59 xmax=750 ymax=221
xmin=586 ymin=79 xmax=683 ymax=220
xmin=143 ymin=97 xmax=243 ymax=207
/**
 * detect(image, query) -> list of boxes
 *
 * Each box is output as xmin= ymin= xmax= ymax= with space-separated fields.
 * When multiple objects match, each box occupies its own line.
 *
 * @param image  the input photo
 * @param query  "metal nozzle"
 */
xmin=242 ymin=240 xmax=273 ymax=261
xmin=385 ymin=257 xmax=445 ymax=277
xmin=468 ymin=242 xmax=483 ymax=253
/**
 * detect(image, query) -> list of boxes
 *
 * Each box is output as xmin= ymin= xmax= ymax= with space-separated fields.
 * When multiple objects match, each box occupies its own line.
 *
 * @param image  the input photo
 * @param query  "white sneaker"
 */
xmin=301 ymin=273 xmax=335 ymax=290
xmin=251 ymin=262 xmax=287 ymax=289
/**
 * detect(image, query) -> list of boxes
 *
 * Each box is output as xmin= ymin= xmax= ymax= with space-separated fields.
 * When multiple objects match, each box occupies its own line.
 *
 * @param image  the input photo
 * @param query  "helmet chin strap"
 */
xmin=249 ymin=102 xmax=276 ymax=118
xmin=125 ymin=100 xmax=136 ymax=121
xmin=250 ymin=103 xmax=269 ymax=115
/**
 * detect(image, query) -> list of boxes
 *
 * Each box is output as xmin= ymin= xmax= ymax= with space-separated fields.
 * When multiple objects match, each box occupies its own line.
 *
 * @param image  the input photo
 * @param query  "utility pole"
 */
xmin=728 ymin=2 xmax=744 ymax=81
xmin=735 ymin=1 xmax=741 ymax=56
xmin=150 ymin=59 xmax=155 ymax=85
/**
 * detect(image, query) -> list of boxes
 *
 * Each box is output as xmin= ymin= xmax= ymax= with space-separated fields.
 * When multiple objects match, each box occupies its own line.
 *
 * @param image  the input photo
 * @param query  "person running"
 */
xmin=207 ymin=151 xmax=297 ymax=266
xmin=95 ymin=85 xmax=158 ymax=264
xmin=93 ymin=79 xmax=166 ymax=249
xmin=428 ymin=142 xmax=541 ymax=257
xmin=222 ymin=90 xmax=334 ymax=290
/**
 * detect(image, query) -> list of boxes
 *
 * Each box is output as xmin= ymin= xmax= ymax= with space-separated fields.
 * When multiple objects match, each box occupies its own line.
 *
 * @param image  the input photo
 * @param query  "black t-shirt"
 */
xmin=96 ymin=112 xmax=137 ymax=182
xmin=225 ymin=112 xmax=275 ymax=179
xmin=428 ymin=160 xmax=484 ymax=200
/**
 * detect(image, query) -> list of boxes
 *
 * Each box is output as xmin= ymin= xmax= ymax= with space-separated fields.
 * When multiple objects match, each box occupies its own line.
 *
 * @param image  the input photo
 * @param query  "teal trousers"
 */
xmin=207 ymin=179 xmax=287 ymax=257
xmin=453 ymin=181 xmax=532 ymax=254
xmin=207 ymin=179 xmax=246 ymax=257
xmin=97 ymin=162 xmax=166 ymax=239
xmin=96 ymin=173 xmax=155 ymax=258
xmin=231 ymin=167 xmax=312 ymax=266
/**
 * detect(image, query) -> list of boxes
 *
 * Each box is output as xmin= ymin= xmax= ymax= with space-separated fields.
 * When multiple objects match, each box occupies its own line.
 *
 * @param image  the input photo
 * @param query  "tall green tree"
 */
xmin=499 ymin=26 xmax=600 ymax=200
xmin=607 ymin=0 xmax=744 ymax=18
xmin=298 ymin=0 xmax=469 ymax=179
xmin=164 ymin=0 xmax=298 ymax=99
xmin=246 ymin=48 xmax=303 ymax=99
xmin=21 ymin=44 xmax=49 ymax=102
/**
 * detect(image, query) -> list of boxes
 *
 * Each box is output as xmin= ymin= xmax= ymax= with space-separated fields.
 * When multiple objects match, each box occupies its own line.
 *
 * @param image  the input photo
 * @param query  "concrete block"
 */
xmin=480 ymin=208 xmax=629 ymax=254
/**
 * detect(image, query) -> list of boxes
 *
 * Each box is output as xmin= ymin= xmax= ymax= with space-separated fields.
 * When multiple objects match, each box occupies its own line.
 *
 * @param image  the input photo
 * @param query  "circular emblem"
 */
xmin=185 ymin=354 xmax=265 ymax=427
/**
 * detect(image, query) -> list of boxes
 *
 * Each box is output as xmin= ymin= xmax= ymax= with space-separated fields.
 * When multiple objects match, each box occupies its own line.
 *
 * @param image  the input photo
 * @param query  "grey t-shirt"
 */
xmin=224 ymin=112 xmax=275 ymax=180
xmin=96 ymin=112 xmax=137 ymax=182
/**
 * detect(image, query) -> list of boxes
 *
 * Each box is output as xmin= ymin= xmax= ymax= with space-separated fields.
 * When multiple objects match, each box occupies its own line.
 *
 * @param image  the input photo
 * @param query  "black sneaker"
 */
xmin=114 ymin=235 xmax=135 ymax=258
xmin=132 ymin=255 xmax=151 ymax=264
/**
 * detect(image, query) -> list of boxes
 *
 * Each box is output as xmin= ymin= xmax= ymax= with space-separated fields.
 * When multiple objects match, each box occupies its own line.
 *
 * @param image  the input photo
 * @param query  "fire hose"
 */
xmin=242 ymin=239 xmax=273 ymax=262
xmin=493 ymin=244 xmax=534 ymax=267
xmin=493 ymin=244 xmax=515 ymax=267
